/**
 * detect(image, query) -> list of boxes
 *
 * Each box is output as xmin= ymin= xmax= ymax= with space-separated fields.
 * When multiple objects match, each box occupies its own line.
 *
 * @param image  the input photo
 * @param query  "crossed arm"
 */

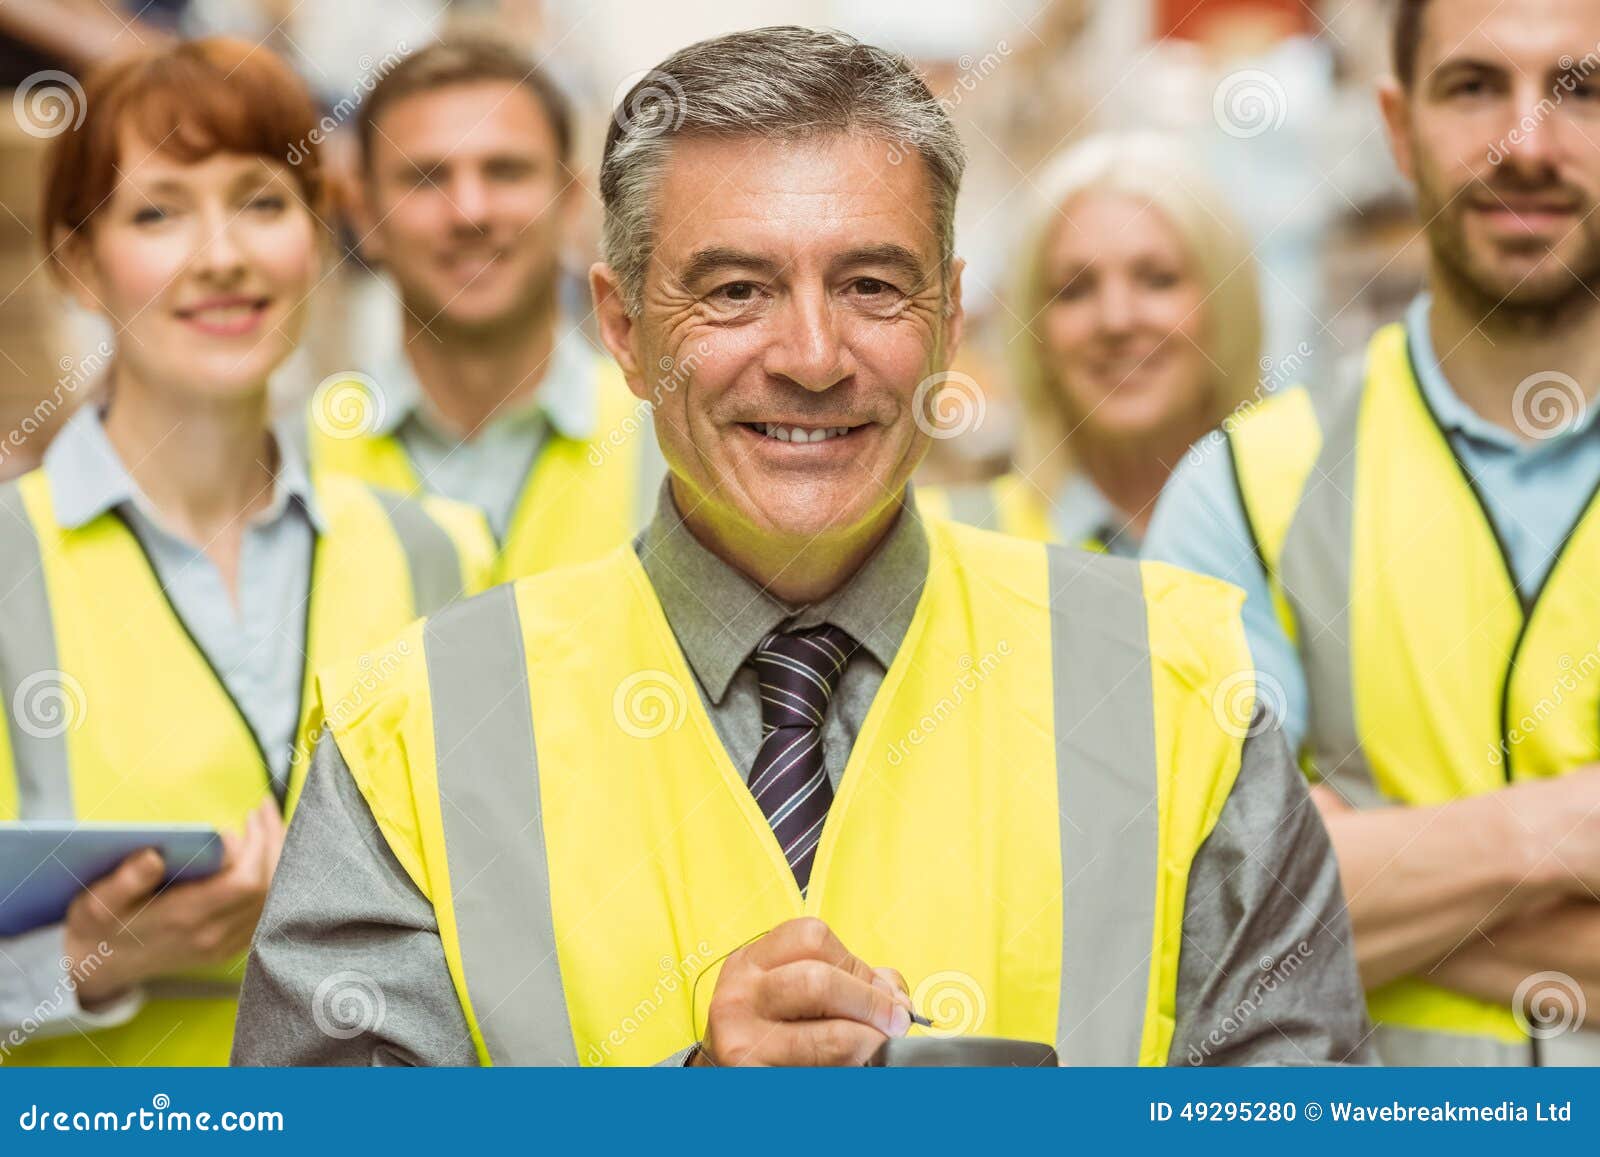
xmin=1312 ymin=771 xmax=1600 ymax=1020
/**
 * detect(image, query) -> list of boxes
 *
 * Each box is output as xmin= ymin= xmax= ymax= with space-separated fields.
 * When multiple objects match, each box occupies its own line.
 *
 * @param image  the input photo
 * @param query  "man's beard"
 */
xmin=1416 ymin=163 xmax=1600 ymax=330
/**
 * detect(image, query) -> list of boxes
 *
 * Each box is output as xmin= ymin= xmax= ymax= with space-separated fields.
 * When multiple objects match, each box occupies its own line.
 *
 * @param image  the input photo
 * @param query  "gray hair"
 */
xmin=599 ymin=26 xmax=966 ymax=314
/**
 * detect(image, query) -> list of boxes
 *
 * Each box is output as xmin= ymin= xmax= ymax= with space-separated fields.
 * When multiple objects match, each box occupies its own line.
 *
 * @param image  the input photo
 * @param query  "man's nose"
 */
xmin=1496 ymin=83 xmax=1565 ymax=181
xmin=765 ymin=289 xmax=851 ymax=392
xmin=444 ymin=171 xmax=493 ymax=231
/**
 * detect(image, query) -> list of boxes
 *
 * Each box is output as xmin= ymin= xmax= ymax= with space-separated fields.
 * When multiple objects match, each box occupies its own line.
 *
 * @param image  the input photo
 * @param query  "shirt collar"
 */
xmin=372 ymin=324 xmax=602 ymax=443
xmin=634 ymin=480 xmax=930 ymax=703
xmin=1405 ymin=293 xmax=1600 ymax=449
xmin=44 ymin=404 xmax=324 ymax=533
xmin=1051 ymin=472 xmax=1137 ymax=552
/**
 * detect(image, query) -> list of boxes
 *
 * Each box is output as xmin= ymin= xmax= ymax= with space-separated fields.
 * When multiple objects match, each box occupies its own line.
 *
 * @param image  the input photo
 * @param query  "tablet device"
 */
xmin=0 ymin=822 xmax=224 ymax=937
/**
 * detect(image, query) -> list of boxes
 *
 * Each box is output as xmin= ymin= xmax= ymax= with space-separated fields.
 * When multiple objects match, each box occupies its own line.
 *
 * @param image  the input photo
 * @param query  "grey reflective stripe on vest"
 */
xmin=381 ymin=491 xmax=463 ymax=617
xmin=425 ymin=584 xmax=576 ymax=1065
xmin=1277 ymin=380 xmax=1387 ymax=809
xmin=1046 ymin=546 xmax=1158 ymax=1066
xmin=0 ymin=482 xmax=74 ymax=818
xmin=946 ymin=483 xmax=1001 ymax=531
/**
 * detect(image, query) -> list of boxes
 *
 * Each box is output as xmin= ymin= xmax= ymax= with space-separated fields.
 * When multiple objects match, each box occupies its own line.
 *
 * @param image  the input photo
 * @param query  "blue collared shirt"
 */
xmin=366 ymin=327 xmax=601 ymax=541
xmin=42 ymin=405 xmax=322 ymax=792
xmin=1050 ymin=472 xmax=1142 ymax=557
xmin=1142 ymin=294 xmax=1600 ymax=750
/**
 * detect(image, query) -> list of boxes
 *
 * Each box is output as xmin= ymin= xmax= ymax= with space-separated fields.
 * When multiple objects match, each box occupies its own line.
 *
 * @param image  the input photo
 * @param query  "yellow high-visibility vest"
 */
xmin=916 ymin=474 xmax=1104 ymax=551
xmin=1227 ymin=323 xmax=1600 ymax=1065
xmin=307 ymin=358 xmax=655 ymax=582
xmin=0 ymin=469 xmax=493 ymax=1066
xmin=320 ymin=519 xmax=1253 ymax=1065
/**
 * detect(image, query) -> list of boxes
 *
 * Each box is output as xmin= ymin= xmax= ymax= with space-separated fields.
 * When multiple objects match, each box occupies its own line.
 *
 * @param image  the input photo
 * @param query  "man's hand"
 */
xmin=695 ymin=917 xmax=912 ymax=1066
xmin=62 ymin=802 xmax=286 ymax=1008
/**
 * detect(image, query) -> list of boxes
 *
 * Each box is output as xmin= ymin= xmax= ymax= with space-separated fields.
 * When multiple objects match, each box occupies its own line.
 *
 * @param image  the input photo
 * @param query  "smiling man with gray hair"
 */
xmin=233 ymin=25 xmax=1370 ymax=1068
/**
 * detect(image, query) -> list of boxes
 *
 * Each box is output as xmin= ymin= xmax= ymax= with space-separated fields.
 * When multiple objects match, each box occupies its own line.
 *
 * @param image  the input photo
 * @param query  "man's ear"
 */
xmin=590 ymin=261 xmax=649 ymax=399
xmin=51 ymin=229 xmax=107 ymax=316
xmin=941 ymin=257 xmax=966 ymax=367
xmin=1377 ymin=77 xmax=1417 ymax=184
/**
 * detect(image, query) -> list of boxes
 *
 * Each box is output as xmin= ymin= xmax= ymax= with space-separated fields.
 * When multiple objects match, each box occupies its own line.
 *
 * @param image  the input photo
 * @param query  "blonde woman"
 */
xmin=919 ymin=133 xmax=1262 ymax=553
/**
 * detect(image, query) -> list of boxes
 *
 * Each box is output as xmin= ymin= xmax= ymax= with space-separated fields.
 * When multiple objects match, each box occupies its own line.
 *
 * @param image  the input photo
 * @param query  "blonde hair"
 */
xmin=1009 ymin=132 xmax=1262 ymax=489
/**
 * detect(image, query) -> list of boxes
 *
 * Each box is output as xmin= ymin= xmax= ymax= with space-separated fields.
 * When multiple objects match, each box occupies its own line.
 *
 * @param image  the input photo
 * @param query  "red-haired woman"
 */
xmin=0 ymin=39 xmax=492 ymax=1066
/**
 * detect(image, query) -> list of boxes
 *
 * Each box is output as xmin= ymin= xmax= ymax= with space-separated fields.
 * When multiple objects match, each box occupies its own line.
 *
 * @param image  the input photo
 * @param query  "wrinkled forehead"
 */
xmin=649 ymin=132 xmax=944 ymax=279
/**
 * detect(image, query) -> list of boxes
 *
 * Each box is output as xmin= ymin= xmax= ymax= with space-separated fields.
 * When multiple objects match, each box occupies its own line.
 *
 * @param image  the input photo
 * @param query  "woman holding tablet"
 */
xmin=0 ymin=39 xmax=493 ymax=1066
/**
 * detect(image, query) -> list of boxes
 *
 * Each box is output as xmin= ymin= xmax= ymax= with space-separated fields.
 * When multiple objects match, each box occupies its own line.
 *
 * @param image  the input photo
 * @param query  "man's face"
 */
xmin=599 ymin=133 xmax=961 ymax=547
xmin=1385 ymin=0 xmax=1600 ymax=312
xmin=362 ymin=81 xmax=569 ymax=335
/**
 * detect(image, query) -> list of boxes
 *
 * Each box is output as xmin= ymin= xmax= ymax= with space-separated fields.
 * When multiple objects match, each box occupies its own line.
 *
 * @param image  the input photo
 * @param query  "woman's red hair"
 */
xmin=42 ymin=37 xmax=325 ymax=272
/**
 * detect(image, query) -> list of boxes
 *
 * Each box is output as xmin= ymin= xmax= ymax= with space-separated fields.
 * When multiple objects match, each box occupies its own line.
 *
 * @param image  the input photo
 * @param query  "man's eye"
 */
xmin=711 ymin=281 xmax=760 ymax=304
xmin=853 ymin=278 xmax=891 ymax=295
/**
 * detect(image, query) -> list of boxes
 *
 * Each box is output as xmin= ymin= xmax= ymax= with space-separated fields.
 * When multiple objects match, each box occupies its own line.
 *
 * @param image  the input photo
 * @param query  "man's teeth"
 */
xmin=754 ymin=423 xmax=853 ymax=443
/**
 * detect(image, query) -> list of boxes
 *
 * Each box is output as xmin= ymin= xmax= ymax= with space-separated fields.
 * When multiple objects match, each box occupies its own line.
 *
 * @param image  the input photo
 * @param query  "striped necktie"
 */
xmin=748 ymin=624 xmax=858 ymax=892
